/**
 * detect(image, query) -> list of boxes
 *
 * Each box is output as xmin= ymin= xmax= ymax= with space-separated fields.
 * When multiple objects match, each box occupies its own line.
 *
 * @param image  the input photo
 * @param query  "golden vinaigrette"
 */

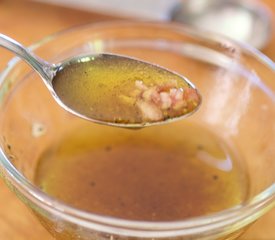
xmin=35 ymin=121 xmax=248 ymax=221
xmin=52 ymin=55 xmax=200 ymax=125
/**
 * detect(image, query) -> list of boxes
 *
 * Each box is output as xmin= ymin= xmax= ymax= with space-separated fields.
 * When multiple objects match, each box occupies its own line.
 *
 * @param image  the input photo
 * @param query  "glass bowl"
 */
xmin=0 ymin=21 xmax=274 ymax=240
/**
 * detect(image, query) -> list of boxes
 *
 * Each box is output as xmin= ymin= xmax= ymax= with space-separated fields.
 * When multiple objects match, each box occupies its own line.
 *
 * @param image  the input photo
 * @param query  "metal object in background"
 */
xmin=34 ymin=0 xmax=273 ymax=49
xmin=170 ymin=0 xmax=273 ymax=49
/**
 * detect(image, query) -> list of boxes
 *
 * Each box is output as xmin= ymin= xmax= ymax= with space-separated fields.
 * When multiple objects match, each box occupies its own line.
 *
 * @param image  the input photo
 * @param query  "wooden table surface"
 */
xmin=0 ymin=0 xmax=274 ymax=239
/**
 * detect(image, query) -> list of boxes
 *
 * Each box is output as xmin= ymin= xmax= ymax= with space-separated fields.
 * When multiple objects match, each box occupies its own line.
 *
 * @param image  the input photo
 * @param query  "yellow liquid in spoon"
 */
xmin=52 ymin=54 xmax=200 ymax=125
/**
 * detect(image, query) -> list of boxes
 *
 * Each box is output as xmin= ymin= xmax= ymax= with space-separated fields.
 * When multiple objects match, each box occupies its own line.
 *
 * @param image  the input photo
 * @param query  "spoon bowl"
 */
xmin=0 ymin=33 xmax=201 ymax=128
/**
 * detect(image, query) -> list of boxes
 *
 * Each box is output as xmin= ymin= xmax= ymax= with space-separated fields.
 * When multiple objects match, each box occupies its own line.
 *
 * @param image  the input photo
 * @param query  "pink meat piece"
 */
xmin=136 ymin=100 xmax=163 ymax=121
xmin=131 ymin=80 xmax=198 ymax=122
xmin=159 ymin=92 xmax=172 ymax=110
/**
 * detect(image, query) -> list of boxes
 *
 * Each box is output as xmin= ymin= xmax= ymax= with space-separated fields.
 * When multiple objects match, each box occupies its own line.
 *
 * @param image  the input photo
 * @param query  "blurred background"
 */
xmin=0 ymin=0 xmax=274 ymax=64
xmin=34 ymin=0 xmax=275 ymax=55
xmin=0 ymin=0 xmax=274 ymax=239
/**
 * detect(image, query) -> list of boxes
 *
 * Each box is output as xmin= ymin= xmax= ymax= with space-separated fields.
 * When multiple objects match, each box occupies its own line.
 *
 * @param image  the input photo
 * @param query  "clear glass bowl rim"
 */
xmin=0 ymin=21 xmax=274 ymax=237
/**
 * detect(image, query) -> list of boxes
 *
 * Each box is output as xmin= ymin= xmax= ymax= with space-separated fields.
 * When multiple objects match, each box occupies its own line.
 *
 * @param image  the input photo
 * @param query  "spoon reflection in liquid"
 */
xmin=0 ymin=34 xmax=201 ymax=128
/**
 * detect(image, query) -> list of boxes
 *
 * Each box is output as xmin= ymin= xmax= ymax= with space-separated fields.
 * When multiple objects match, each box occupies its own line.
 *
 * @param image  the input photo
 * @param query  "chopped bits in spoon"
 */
xmin=120 ymin=80 xmax=200 ymax=122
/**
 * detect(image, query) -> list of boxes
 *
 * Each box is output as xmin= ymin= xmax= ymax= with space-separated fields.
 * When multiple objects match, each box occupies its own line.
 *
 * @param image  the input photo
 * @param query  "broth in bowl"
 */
xmin=34 ymin=121 xmax=247 ymax=221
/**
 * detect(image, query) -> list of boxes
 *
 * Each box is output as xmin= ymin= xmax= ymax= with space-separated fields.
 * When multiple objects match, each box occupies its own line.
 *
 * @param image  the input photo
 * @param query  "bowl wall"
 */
xmin=0 ymin=22 xmax=274 ymax=240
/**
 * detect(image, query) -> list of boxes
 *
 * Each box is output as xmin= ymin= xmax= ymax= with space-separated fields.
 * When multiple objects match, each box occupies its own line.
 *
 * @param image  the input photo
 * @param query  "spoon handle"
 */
xmin=0 ymin=33 xmax=54 ymax=81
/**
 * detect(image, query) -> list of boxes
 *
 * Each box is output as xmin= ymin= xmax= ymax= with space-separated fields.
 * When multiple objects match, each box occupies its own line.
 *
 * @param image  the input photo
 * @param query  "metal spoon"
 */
xmin=0 ymin=33 xmax=201 ymax=128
